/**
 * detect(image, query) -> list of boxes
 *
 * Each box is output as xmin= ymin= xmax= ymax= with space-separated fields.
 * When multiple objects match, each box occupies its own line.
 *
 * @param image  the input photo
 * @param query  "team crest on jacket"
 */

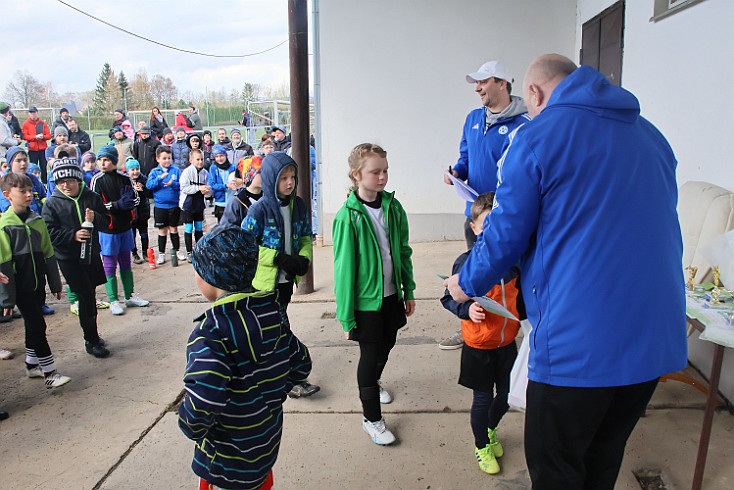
xmin=498 ymin=125 xmax=508 ymax=135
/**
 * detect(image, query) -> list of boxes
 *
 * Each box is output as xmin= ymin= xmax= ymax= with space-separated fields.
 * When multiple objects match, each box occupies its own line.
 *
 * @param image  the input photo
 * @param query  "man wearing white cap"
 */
xmin=439 ymin=60 xmax=529 ymax=350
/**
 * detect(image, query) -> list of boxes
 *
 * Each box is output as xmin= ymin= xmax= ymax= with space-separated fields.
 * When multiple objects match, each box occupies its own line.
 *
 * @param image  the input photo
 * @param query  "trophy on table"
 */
xmin=686 ymin=266 xmax=698 ymax=292
xmin=711 ymin=266 xmax=721 ymax=305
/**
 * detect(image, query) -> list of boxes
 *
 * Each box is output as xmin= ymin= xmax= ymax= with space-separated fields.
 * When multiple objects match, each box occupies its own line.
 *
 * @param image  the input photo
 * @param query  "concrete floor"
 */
xmin=0 ymin=239 xmax=732 ymax=490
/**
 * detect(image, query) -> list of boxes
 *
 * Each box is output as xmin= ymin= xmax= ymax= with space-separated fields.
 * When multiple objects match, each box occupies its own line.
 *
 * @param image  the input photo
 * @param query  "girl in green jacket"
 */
xmin=332 ymin=143 xmax=416 ymax=446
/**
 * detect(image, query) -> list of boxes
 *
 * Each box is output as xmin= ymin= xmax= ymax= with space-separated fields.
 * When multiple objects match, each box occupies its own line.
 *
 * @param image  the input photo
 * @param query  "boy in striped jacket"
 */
xmin=178 ymin=225 xmax=312 ymax=490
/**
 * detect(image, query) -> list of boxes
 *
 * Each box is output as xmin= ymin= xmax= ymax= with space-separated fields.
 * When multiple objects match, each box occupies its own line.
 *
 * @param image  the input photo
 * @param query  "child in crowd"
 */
xmin=161 ymin=127 xmax=175 ymax=146
xmin=110 ymin=126 xmax=133 ymax=164
xmin=220 ymin=156 xmax=262 ymax=227
xmin=259 ymin=138 xmax=275 ymax=157
xmin=45 ymin=126 xmax=69 ymax=162
xmin=0 ymin=172 xmax=70 ymax=388
xmin=146 ymin=145 xmax=184 ymax=264
xmin=243 ymin=152 xmax=320 ymax=399
xmin=126 ymin=159 xmax=151 ymax=265
xmin=90 ymin=144 xmax=150 ymax=315
xmin=1 ymin=146 xmax=46 ymax=215
xmin=47 ymin=143 xmax=78 ymax=196
xmin=201 ymin=130 xmax=214 ymax=170
xmin=178 ymin=225 xmax=312 ymax=490
xmin=179 ymin=148 xmax=209 ymax=262
xmin=440 ymin=192 xmax=521 ymax=475
xmin=28 ymin=164 xmax=42 ymax=183
xmin=81 ymin=151 xmax=98 ymax=187
xmin=171 ymin=127 xmax=189 ymax=170
xmin=0 ymin=158 xmax=8 ymax=176
xmin=207 ymin=145 xmax=235 ymax=223
xmin=332 ymin=143 xmax=416 ymax=445
xmin=42 ymin=158 xmax=111 ymax=358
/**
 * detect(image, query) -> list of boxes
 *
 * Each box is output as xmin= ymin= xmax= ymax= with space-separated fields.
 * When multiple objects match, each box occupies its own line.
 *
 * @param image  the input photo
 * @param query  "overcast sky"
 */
xmin=3 ymin=0 xmax=297 ymax=98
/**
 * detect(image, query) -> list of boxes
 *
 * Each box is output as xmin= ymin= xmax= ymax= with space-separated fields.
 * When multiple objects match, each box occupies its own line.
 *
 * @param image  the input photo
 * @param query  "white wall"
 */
xmin=316 ymin=0 xmax=577 ymax=242
xmin=577 ymin=0 xmax=734 ymax=190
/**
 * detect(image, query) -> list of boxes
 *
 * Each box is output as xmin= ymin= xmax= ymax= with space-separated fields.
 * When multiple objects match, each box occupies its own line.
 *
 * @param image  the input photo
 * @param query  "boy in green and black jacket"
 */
xmin=0 ymin=172 xmax=70 ymax=389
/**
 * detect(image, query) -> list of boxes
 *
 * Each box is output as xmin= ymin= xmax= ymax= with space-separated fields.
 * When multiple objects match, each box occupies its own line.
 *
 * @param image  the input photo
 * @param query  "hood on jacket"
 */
xmin=544 ymin=65 xmax=639 ymax=123
xmin=260 ymin=151 xmax=297 ymax=202
xmin=486 ymin=95 xmax=528 ymax=127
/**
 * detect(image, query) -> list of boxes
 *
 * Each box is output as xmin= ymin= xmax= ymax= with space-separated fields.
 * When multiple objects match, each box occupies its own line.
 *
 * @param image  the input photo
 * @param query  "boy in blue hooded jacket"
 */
xmin=207 ymin=145 xmax=235 ymax=223
xmin=242 ymin=151 xmax=319 ymax=398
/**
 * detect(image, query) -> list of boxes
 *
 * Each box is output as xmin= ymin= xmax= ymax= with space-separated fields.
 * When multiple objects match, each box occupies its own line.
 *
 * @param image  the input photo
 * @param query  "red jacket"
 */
xmin=22 ymin=118 xmax=51 ymax=152
xmin=175 ymin=113 xmax=194 ymax=134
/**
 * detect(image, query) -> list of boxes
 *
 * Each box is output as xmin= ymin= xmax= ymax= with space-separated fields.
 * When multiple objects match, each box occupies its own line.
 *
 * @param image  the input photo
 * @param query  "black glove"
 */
xmin=114 ymin=186 xmax=138 ymax=211
xmin=273 ymin=253 xmax=310 ymax=280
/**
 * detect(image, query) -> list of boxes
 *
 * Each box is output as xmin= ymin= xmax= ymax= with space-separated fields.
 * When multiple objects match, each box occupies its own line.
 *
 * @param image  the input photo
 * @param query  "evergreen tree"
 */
xmin=92 ymin=63 xmax=114 ymax=115
xmin=118 ymin=71 xmax=131 ymax=111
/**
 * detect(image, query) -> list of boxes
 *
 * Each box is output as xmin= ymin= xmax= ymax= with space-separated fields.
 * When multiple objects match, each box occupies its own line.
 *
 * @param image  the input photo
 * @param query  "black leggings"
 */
xmin=357 ymin=335 xmax=397 ymax=422
xmin=351 ymin=294 xmax=406 ymax=422
xmin=470 ymin=388 xmax=509 ymax=448
xmin=17 ymin=287 xmax=52 ymax=359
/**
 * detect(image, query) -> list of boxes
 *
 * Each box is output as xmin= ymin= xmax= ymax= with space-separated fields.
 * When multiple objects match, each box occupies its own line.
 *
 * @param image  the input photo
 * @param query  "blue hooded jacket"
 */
xmin=458 ymin=66 xmax=687 ymax=388
xmin=452 ymin=98 xmax=530 ymax=218
xmin=146 ymin=164 xmax=181 ymax=209
xmin=242 ymin=152 xmax=313 ymax=292
xmin=207 ymin=159 xmax=235 ymax=206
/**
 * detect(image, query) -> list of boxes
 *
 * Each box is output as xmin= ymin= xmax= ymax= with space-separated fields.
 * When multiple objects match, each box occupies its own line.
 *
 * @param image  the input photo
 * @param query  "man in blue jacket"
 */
xmin=440 ymin=60 xmax=530 ymax=350
xmin=446 ymin=54 xmax=687 ymax=490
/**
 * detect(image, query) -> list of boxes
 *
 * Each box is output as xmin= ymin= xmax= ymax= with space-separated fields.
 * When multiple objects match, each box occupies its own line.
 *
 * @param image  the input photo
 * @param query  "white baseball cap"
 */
xmin=466 ymin=60 xmax=514 ymax=84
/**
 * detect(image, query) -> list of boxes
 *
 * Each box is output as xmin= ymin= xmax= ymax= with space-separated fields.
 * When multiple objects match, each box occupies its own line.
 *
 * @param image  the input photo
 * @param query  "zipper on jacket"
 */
xmin=499 ymin=279 xmax=508 ymax=345
xmin=26 ymin=225 xmax=39 ymax=292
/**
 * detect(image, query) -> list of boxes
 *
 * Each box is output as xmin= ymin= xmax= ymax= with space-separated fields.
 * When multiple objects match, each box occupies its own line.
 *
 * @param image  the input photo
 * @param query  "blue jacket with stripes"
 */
xmin=178 ymin=291 xmax=312 ymax=489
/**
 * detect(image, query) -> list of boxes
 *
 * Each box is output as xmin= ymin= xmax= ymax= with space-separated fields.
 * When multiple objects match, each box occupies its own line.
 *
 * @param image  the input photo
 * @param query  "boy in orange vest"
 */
xmin=440 ymin=192 xmax=521 ymax=476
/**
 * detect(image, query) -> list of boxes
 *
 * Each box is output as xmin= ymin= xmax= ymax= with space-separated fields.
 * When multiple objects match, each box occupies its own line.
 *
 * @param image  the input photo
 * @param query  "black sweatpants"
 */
xmin=16 ymin=287 xmax=52 ymax=360
xmin=524 ymin=378 xmax=659 ymax=490
xmin=350 ymin=294 xmax=406 ymax=422
xmin=58 ymin=259 xmax=105 ymax=343
xmin=28 ymin=150 xmax=48 ymax=183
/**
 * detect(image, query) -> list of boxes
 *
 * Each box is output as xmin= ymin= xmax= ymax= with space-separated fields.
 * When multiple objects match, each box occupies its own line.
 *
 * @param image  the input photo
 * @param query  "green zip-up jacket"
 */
xmin=332 ymin=191 xmax=415 ymax=332
xmin=0 ymin=206 xmax=62 ymax=308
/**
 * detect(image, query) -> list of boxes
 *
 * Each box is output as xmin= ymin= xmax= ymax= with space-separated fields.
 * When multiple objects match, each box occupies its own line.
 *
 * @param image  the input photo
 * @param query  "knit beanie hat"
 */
xmin=54 ymin=126 xmax=68 ymax=138
xmin=6 ymin=146 xmax=27 ymax=167
xmin=0 ymin=102 xmax=9 ymax=115
xmin=162 ymin=127 xmax=173 ymax=137
xmin=230 ymin=128 xmax=241 ymax=137
xmin=192 ymin=225 xmax=258 ymax=293
xmin=80 ymin=151 xmax=96 ymax=167
xmin=211 ymin=145 xmax=227 ymax=157
xmin=51 ymin=157 xmax=84 ymax=182
xmin=125 ymin=158 xmax=140 ymax=170
xmin=28 ymin=163 xmax=41 ymax=174
xmin=97 ymin=144 xmax=118 ymax=165
xmin=239 ymin=156 xmax=262 ymax=186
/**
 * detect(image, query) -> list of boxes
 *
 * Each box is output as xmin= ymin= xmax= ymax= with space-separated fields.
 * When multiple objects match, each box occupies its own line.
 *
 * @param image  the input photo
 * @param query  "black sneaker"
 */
xmin=0 ymin=411 xmax=8 ymax=421
xmin=132 ymin=252 xmax=144 ymax=265
xmin=85 ymin=341 xmax=111 ymax=358
xmin=287 ymin=382 xmax=321 ymax=398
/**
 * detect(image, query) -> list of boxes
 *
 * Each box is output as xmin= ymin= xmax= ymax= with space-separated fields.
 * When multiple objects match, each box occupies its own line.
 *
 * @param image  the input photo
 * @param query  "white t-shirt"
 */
xmin=364 ymin=205 xmax=397 ymax=297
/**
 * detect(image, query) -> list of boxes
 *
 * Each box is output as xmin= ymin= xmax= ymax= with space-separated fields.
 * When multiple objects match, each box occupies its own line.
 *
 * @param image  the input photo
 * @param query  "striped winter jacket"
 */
xmin=178 ymin=291 xmax=312 ymax=490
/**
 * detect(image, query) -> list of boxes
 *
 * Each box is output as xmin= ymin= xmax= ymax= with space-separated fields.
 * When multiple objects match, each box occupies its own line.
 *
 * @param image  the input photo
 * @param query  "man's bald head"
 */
xmin=523 ymin=54 xmax=577 ymax=118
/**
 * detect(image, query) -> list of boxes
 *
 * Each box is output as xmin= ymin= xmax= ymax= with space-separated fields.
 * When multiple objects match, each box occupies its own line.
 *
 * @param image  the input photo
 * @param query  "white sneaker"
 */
xmin=110 ymin=301 xmax=125 ymax=315
xmin=0 ymin=348 xmax=13 ymax=360
xmin=362 ymin=417 xmax=396 ymax=445
xmin=44 ymin=372 xmax=71 ymax=389
xmin=26 ymin=366 xmax=43 ymax=378
xmin=176 ymin=250 xmax=187 ymax=261
xmin=70 ymin=301 xmax=79 ymax=316
xmin=157 ymin=252 xmax=165 ymax=265
xmin=378 ymin=381 xmax=393 ymax=404
xmin=125 ymin=293 xmax=149 ymax=307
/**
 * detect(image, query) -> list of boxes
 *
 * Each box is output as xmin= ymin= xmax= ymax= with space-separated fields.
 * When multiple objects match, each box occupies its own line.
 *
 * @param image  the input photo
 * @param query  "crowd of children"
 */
xmin=1 ymin=114 xmax=520 ymax=485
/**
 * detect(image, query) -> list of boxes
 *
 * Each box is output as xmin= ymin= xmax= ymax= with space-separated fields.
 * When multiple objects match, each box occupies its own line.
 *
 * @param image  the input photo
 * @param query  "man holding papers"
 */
xmin=440 ymin=60 xmax=529 ymax=349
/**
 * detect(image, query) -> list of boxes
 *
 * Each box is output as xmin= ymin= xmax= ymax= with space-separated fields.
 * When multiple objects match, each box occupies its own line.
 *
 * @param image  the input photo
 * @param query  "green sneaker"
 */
xmin=488 ymin=427 xmax=504 ymax=458
xmin=475 ymin=444 xmax=500 ymax=474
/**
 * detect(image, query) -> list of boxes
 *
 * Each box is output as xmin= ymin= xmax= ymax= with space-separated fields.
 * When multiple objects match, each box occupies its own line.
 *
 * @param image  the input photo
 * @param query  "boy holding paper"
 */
xmin=440 ymin=192 xmax=521 ymax=476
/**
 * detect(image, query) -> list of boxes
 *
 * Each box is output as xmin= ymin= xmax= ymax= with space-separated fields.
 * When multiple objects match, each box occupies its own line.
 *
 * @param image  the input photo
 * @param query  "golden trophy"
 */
xmin=686 ymin=266 xmax=698 ymax=291
xmin=713 ymin=266 xmax=720 ymax=287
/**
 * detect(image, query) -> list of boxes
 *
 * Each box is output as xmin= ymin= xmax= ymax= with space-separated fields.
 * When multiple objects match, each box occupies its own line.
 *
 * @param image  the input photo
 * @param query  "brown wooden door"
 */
xmin=580 ymin=1 xmax=624 ymax=86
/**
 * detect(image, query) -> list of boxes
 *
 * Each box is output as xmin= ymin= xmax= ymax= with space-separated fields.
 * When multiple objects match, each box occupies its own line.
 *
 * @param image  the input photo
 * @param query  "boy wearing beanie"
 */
xmin=206 ymin=145 xmax=235 ymax=223
xmin=42 ymin=158 xmax=111 ymax=358
xmin=178 ymin=225 xmax=312 ymax=490
xmin=90 ymin=144 xmax=149 ymax=315
xmin=0 ymin=146 xmax=46 ymax=215
xmin=220 ymin=155 xmax=263 ymax=227
xmin=45 ymin=126 xmax=69 ymax=162
xmin=110 ymin=126 xmax=133 ymax=166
